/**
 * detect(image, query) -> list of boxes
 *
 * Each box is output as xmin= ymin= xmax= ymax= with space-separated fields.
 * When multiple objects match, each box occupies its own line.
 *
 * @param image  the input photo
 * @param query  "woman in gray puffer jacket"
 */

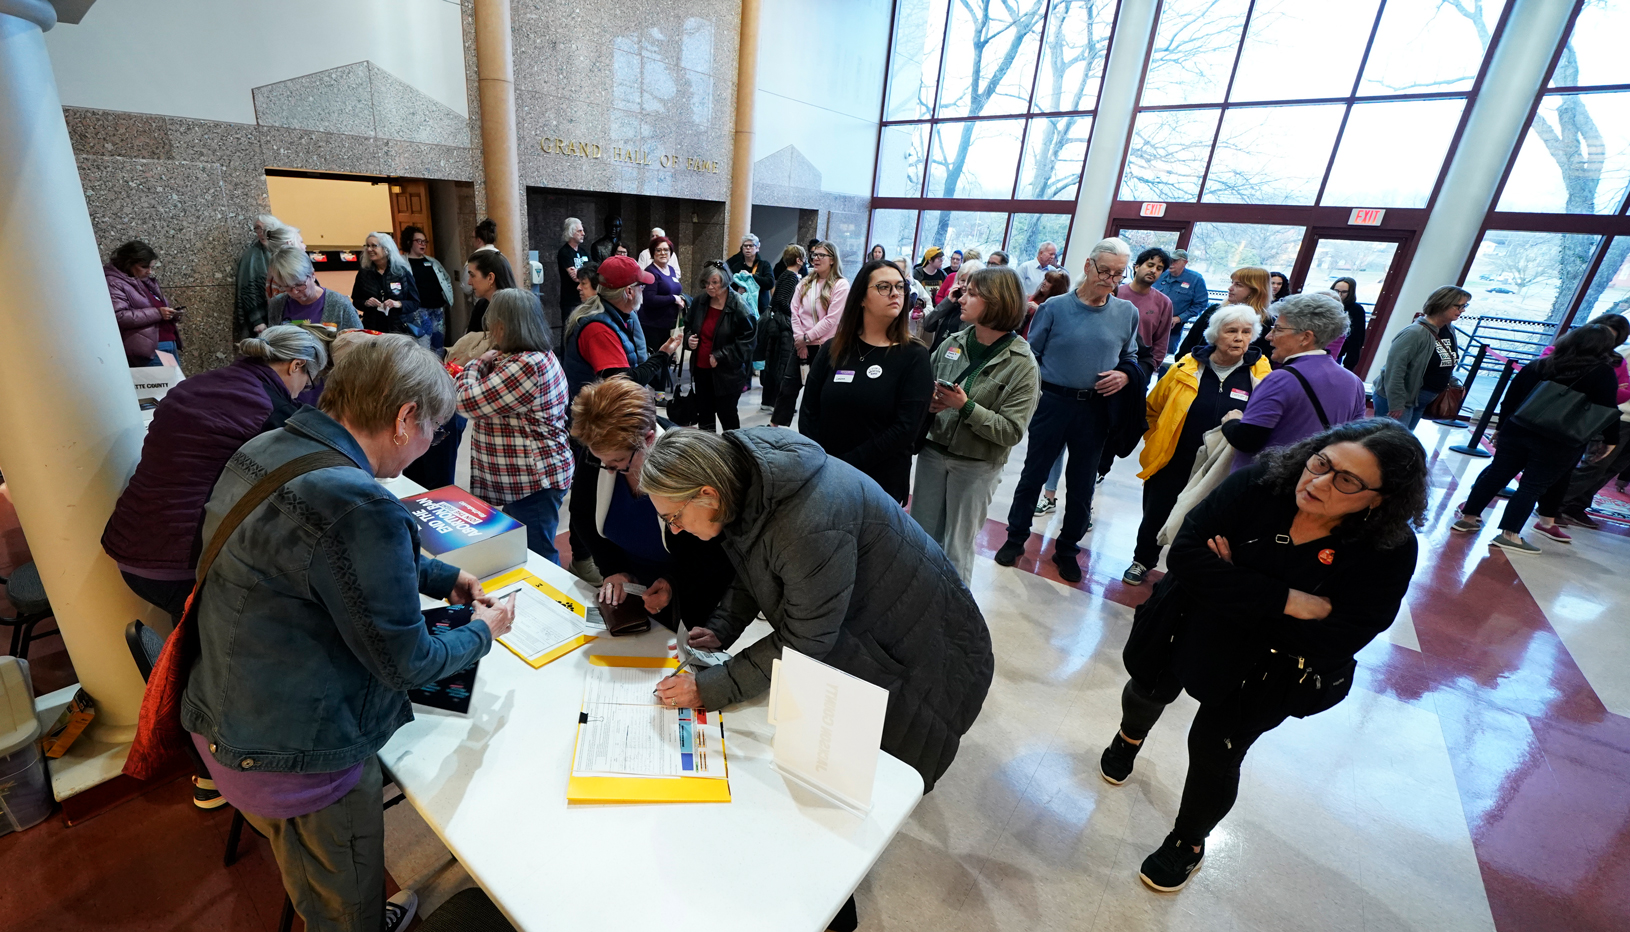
xmin=643 ymin=427 xmax=993 ymax=792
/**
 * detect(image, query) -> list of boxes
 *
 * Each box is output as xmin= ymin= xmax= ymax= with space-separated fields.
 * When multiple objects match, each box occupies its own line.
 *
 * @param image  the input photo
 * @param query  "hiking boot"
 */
xmin=1139 ymin=833 xmax=1205 ymax=892
xmin=1122 ymin=562 xmax=1149 ymax=586
xmin=1099 ymin=732 xmax=1142 ymax=785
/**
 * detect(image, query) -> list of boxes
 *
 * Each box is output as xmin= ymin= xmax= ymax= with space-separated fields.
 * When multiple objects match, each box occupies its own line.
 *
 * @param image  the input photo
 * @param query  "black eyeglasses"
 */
xmin=871 ymin=281 xmax=909 ymax=296
xmin=1305 ymin=452 xmax=1375 ymax=495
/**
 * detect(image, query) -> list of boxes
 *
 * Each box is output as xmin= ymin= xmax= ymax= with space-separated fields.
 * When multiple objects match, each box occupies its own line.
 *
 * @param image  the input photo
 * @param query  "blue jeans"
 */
xmin=1044 ymin=450 xmax=1065 ymax=493
xmin=504 ymin=487 xmax=567 ymax=565
xmin=1372 ymin=387 xmax=1439 ymax=430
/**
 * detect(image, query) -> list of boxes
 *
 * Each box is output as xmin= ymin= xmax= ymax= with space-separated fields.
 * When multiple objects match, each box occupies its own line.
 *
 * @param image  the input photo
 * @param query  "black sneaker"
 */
xmin=1053 ymin=551 xmax=1082 ymax=583
xmin=994 ymin=541 xmax=1025 ymax=566
xmin=1565 ymin=509 xmax=1601 ymax=530
xmin=1121 ymin=562 xmax=1148 ymax=586
xmin=1139 ymin=833 xmax=1205 ymax=892
xmin=192 ymin=776 xmax=227 ymax=810
xmin=1099 ymin=732 xmax=1142 ymax=785
xmin=383 ymin=890 xmax=418 ymax=932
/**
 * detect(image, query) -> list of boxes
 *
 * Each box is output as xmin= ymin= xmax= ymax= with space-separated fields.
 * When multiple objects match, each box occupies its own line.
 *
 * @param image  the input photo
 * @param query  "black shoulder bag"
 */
xmin=1282 ymin=361 xmax=1331 ymax=429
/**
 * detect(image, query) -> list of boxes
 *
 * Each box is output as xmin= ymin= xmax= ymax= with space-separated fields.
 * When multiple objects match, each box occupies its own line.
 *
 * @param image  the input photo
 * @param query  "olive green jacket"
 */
xmin=924 ymin=327 xmax=1040 ymax=465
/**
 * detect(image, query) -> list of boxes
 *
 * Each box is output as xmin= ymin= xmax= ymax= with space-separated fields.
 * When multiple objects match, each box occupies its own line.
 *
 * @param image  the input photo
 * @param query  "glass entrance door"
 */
xmin=1299 ymin=235 xmax=1407 ymax=376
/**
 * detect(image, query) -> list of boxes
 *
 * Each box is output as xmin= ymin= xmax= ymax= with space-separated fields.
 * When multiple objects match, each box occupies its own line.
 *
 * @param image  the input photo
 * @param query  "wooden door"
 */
xmin=390 ymin=179 xmax=433 ymax=255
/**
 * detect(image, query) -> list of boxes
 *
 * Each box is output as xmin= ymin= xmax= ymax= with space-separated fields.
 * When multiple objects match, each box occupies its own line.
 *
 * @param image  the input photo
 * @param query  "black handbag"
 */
xmin=665 ymin=339 xmax=700 ymax=427
xmin=1508 ymin=374 xmax=1618 ymax=446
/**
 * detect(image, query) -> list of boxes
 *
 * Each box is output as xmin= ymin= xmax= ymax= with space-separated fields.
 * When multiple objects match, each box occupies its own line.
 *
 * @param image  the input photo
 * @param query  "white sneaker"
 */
xmin=384 ymin=890 xmax=418 ymax=932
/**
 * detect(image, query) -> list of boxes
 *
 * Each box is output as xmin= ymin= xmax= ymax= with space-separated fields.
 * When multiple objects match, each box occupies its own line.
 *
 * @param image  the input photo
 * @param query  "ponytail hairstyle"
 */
xmin=237 ymin=323 xmax=329 ymax=377
xmin=797 ymin=240 xmax=844 ymax=317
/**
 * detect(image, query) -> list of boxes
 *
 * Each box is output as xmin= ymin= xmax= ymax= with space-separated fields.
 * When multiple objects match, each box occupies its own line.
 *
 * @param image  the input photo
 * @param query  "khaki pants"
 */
xmin=911 ymin=445 xmax=1005 ymax=584
xmin=245 ymin=755 xmax=386 ymax=932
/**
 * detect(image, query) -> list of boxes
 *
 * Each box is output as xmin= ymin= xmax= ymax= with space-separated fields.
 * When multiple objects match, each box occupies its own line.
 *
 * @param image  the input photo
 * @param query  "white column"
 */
xmin=1062 ymin=0 xmax=1160 ymax=270
xmin=0 ymin=3 xmax=151 ymax=741
xmin=1370 ymin=0 xmax=1576 ymax=364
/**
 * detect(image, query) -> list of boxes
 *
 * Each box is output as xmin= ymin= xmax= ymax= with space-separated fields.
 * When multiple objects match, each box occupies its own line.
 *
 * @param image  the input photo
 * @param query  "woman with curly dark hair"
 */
xmin=1101 ymin=418 xmax=1426 ymax=894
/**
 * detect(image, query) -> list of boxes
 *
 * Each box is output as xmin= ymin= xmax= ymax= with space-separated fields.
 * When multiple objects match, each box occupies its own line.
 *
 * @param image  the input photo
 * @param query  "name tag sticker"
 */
xmin=1230 ymin=388 xmax=1250 ymax=401
xmin=1180 ymin=282 xmax=1190 ymax=288
xmin=834 ymin=370 xmax=856 ymax=383
xmin=944 ymin=346 xmax=962 ymax=360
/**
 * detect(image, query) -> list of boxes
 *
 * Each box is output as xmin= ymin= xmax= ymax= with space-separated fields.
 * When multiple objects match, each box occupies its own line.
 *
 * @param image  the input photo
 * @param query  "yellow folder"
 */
xmin=567 ymin=655 xmax=732 ymax=804
xmin=483 ymin=567 xmax=596 ymax=668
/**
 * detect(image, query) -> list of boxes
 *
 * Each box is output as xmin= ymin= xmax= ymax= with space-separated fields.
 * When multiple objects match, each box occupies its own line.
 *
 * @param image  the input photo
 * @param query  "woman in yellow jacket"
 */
xmin=1123 ymin=306 xmax=1272 ymax=585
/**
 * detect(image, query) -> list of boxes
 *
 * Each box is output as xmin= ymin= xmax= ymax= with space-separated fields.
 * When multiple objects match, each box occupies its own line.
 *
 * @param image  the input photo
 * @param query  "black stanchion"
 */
xmin=1433 ymin=343 xmax=1487 ymax=427
xmin=1449 ymin=357 xmax=1514 ymax=458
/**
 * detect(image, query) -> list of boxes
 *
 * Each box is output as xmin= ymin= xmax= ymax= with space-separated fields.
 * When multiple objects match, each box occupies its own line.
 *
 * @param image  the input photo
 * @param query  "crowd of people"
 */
xmin=94 ymin=209 xmax=1630 ymax=930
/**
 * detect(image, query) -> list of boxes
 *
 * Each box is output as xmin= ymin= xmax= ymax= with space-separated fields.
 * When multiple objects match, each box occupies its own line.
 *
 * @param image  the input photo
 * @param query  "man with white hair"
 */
xmin=235 ymin=214 xmax=301 ymax=339
xmin=995 ymin=237 xmax=1142 ymax=583
xmin=637 ymin=227 xmax=681 ymax=279
xmin=1017 ymin=241 xmax=1060 ymax=296
xmin=557 ymin=217 xmax=590 ymax=315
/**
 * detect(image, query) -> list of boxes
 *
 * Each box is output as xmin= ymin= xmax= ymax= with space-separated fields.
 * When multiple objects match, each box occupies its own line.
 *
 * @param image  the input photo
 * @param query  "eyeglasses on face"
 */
xmin=1091 ymin=260 xmax=1126 ymax=283
xmin=812 ymin=251 xmax=833 ymax=261
xmin=871 ymin=281 xmax=908 ymax=296
xmin=1269 ymin=324 xmax=1307 ymax=337
xmin=1305 ymin=451 xmax=1375 ymax=494
xmin=655 ymin=500 xmax=691 ymax=531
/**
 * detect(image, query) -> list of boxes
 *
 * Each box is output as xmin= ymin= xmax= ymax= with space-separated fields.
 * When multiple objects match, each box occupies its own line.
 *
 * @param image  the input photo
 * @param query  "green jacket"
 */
xmin=235 ymin=240 xmax=270 ymax=339
xmin=924 ymin=327 xmax=1040 ymax=465
xmin=1376 ymin=319 xmax=1448 ymax=411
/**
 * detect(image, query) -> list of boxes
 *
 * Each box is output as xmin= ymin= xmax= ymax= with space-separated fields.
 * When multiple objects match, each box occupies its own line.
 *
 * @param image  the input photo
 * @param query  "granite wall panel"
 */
xmin=252 ymin=62 xmax=376 ymax=137
xmin=164 ymin=284 xmax=237 ymax=375
xmin=75 ymin=155 xmax=235 ymax=288
xmin=367 ymin=64 xmax=472 ymax=149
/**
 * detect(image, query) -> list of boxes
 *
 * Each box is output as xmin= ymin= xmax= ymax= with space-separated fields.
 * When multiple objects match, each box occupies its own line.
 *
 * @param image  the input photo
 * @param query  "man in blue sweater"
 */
xmin=996 ymin=238 xmax=1141 ymax=582
xmin=1154 ymin=249 xmax=1209 ymax=356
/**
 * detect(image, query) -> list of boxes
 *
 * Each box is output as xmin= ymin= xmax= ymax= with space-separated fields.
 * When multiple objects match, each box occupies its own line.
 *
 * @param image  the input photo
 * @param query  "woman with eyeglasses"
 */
xmin=455 ymin=289 xmax=573 ymax=564
xmin=1105 ymin=419 xmax=1426 ymax=893
xmin=1373 ymin=286 xmax=1469 ymax=429
xmin=266 ymin=247 xmax=363 ymax=332
xmin=1329 ymin=277 xmax=1368 ymax=371
xmin=770 ymin=240 xmax=849 ymax=426
xmin=567 ymin=377 xmax=734 ymax=630
xmin=1220 ymin=293 xmax=1366 ymax=470
xmin=683 ymin=262 xmax=756 ymax=432
xmin=798 ymin=259 xmax=934 ymax=504
xmin=351 ymin=232 xmax=421 ymax=336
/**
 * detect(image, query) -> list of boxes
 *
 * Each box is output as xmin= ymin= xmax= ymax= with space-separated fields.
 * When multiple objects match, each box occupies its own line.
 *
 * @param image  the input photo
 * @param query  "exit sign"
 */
xmin=1140 ymin=202 xmax=1167 ymax=218
xmin=1349 ymin=208 xmax=1386 ymax=226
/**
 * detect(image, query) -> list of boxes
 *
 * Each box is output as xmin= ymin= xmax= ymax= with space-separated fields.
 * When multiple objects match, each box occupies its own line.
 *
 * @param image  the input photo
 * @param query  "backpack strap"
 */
xmin=1282 ymin=361 xmax=1331 ymax=429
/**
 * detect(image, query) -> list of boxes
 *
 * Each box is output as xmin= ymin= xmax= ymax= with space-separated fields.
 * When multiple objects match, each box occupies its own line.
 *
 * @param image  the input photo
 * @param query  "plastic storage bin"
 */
xmin=0 ymin=656 xmax=52 ymax=834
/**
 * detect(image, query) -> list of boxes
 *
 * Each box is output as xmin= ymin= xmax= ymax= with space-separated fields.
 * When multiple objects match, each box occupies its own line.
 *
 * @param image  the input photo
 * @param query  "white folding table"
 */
xmin=378 ymin=477 xmax=924 ymax=931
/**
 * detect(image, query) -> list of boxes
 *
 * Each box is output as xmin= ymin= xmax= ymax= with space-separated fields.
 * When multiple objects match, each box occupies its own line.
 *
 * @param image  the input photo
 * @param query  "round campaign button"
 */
xmin=866 ymin=365 xmax=883 ymax=379
xmin=1318 ymin=548 xmax=1335 ymax=565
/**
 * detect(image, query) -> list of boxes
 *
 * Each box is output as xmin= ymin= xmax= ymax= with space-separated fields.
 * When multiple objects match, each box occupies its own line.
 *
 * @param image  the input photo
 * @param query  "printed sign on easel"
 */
xmin=766 ymin=648 xmax=888 ymax=815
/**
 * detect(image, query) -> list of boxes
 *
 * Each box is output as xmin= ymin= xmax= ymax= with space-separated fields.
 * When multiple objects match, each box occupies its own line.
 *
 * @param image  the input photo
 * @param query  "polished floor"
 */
xmin=2 ymin=406 xmax=1628 ymax=932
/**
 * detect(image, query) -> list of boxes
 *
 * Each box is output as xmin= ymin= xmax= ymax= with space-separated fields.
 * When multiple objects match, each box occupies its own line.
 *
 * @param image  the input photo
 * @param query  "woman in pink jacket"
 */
xmin=769 ymin=240 xmax=850 ymax=426
xmin=105 ymin=240 xmax=182 ymax=366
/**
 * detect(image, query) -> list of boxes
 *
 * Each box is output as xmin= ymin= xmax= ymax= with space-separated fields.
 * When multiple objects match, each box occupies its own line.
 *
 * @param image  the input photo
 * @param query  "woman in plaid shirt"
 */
xmin=456 ymin=289 xmax=573 ymax=563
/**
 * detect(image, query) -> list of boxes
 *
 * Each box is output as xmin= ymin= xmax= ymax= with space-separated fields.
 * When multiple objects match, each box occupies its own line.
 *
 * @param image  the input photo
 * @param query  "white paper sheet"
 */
xmin=768 ymin=649 xmax=888 ymax=813
xmin=491 ymin=582 xmax=589 ymax=662
xmin=571 ymin=664 xmax=725 ymax=779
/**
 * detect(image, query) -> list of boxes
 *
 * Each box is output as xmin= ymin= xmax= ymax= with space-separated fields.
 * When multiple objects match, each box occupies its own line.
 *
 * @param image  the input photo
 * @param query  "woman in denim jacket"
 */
xmin=180 ymin=335 xmax=516 ymax=932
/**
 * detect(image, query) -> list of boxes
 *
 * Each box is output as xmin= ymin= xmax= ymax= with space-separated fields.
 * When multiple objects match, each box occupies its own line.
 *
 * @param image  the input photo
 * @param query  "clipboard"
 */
xmin=483 ymin=567 xmax=596 ymax=668
xmin=566 ymin=655 xmax=732 ymax=805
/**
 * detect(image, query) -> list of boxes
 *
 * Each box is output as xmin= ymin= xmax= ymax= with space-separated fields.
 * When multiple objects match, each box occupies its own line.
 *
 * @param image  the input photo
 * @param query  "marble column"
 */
xmin=474 ymin=0 xmax=524 ymax=266
xmin=0 ymin=1 xmax=150 ymax=741
xmin=1368 ymin=0 xmax=1576 ymax=373
xmin=1063 ymin=0 xmax=1159 ymax=270
xmin=727 ymin=0 xmax=762 ymax=250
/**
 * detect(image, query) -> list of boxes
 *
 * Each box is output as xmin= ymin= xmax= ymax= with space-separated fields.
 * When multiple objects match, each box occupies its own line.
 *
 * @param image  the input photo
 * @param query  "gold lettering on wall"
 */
xmin=541 ymin=138 xmax=719 ymax=173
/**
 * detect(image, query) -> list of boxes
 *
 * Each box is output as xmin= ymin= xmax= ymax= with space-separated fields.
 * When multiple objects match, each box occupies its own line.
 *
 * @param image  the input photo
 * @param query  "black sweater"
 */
xmin=1498 ymin=360 xmax=1620 ymax=445
xmin=1125 ymin=465 xmax=1417 ymax=706
xmin=799 ymin=340 xmax=934 ymax=503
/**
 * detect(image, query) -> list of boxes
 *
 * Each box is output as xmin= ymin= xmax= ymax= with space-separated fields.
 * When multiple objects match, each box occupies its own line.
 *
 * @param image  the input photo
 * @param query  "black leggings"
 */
xmin=1119 ymin=677 xmax=1287 ymax=843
